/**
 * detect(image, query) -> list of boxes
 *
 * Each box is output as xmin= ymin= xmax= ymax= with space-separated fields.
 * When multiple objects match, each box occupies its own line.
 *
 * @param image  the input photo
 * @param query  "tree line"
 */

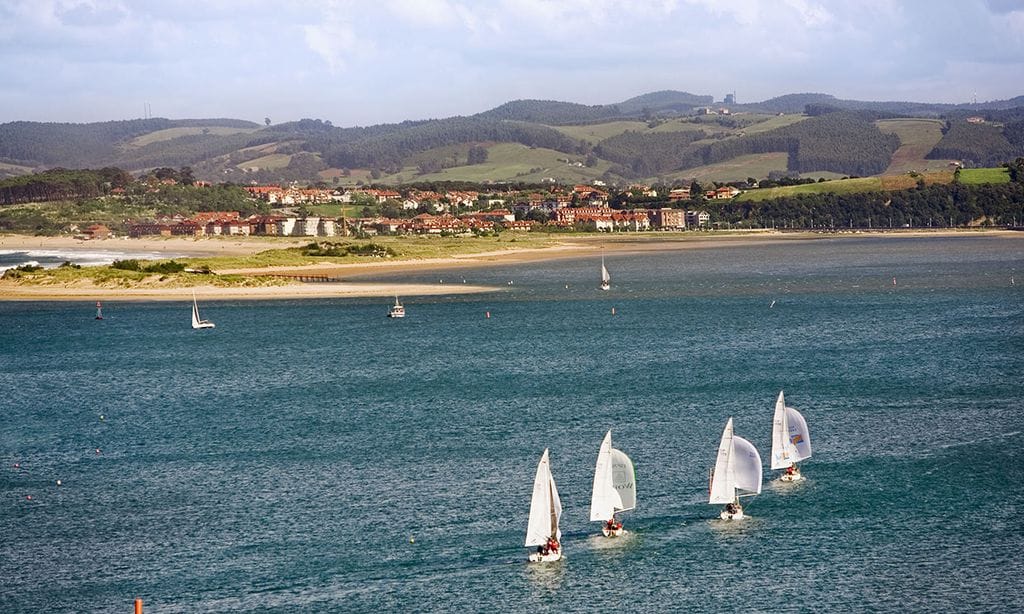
xmin=927 ymin=120 xmax=1024 ymax=167
xmin=0 ymin=168 xmax=132 ymax=205
xmin=715 ymin=181 xmax=1024 ymax=228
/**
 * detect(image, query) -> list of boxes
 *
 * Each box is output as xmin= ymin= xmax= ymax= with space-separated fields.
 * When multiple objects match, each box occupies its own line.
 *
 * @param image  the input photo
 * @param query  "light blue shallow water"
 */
xmin=1 ymin=235 xmax=1022 ymax=612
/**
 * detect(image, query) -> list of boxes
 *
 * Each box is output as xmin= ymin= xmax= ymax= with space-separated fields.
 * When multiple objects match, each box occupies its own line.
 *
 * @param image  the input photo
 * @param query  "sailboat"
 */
xmin=387 ymin=295 xmax=405 ymax=318
xmin=526 ymin=448 xmax=563 ymax=563
xmin=95 ymin=301 xmax=103 ymax=320
xmin=589 ymin=430 xmax=636 ymax=537
xmin=708 ymin=417 xmax=762 ymax=520
xmin=599 ymin=256 xmax=610 ymax=291
xmin=191 ymin=292 xmax=215 ymax=329
xmin=770 ymin=391 xmax=812 ymax=482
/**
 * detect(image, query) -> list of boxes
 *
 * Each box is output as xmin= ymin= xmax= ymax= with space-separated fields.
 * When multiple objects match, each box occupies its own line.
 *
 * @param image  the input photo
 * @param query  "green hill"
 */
xmin=2 ymin=90 xmax=1023 ymax=186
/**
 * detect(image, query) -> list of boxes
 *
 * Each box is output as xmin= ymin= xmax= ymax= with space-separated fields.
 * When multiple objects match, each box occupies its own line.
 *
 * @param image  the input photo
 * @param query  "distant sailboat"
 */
xmin=387 ymin=296 xmax=405 ymax=318
xmin=191 ymin=292 xmax=215 ymax=329
xmin=770 ymin=391 xmax=812 ymax=482
xmin=95 ymin=301 xmax=103 ymax=320
xmin=709 ymin=418 xmax=762 ymax=520
xmin=589 ymin=430 xmax=636 ymax=537
xmin=599 ymin=256 xmax=610 ymax=291
xmin=526 ymin=449 xmax=563 ymax=563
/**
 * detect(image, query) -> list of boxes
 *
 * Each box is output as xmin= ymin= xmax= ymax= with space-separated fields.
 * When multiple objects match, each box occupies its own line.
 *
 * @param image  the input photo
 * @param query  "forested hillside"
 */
xmin=1 ymin=90 xmax=1023 ymax=184
xmin=593 ymin=111 xmax=899 ymax=179
xmin=475 ymin=91 xmax=713 ymax=125
xmin=926 ymin=121 xmax=1023 ymax=166
xmin=0 ymin=118 xmax=258 ymax=168
xmin=0 ymin=168 xmax=132 ymax=205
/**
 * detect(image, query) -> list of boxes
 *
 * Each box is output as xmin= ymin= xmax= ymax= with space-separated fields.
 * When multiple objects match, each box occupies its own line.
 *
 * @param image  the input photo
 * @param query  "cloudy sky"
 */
xmin=1 ymin=0 xmax=1022 ymax=126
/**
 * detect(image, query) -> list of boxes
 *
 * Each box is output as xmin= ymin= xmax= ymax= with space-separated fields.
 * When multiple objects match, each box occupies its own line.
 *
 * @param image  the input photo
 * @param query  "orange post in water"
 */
xmin=134 ymin=598 xmax=143 ymax=614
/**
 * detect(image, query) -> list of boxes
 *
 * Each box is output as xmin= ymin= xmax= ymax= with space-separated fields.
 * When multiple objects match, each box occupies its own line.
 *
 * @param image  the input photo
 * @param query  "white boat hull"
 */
xmin=529 ymin=550 xmax=563 ymax=563
xmin=192 ymin=321 xmax=215 ymax=329
xmin=779 ymin=472 xmax=804 ymax=482
xmin=601 ymin=526 xmax=625 ymax=537
xmin=387 ymin=313 xmax=404 ymax=318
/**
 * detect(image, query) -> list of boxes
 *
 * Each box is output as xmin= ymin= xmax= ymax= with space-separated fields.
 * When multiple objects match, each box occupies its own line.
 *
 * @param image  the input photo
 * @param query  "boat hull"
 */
xmin=780 ymin=471 xmax=803 ymax=482
xmin=601 ymin=526 xmax=625 ymax=537
xmin=528 ymin=550 xmax=562 ymax=563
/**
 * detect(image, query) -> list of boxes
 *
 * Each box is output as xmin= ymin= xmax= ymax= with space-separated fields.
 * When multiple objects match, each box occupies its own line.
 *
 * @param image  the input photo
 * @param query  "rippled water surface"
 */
xmin=2 ymin=235 xmax=1022 ymax=612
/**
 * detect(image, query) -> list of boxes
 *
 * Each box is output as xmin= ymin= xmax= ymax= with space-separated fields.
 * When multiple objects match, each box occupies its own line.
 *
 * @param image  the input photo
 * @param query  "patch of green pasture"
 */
xmin=735 ymin=177 xmax=884 ymax=201
xmin=669 ymin=153 xmax=790 ymax=183
xmin=958 ymin=167 xmax=1011 ymax=184
xmin=128 ymin=126 xmax=258 ymax=147
xmin=236 ymin=153 xmax=292 ymax=170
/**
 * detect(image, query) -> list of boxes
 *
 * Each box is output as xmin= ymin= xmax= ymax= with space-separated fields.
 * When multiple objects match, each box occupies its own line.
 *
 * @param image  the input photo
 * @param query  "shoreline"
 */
xmin=1 ymin=229 xmax=1018 ymax=301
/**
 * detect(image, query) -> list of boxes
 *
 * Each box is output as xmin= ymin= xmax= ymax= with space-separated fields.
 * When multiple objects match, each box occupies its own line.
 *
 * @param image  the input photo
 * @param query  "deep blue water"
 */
xmin=1 ymin=235 xmax=1022 ymax=612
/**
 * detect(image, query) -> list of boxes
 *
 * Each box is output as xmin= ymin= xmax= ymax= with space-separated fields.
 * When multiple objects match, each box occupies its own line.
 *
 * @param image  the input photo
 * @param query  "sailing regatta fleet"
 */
xmin=526 ymin=390 xmax=813 ymax=562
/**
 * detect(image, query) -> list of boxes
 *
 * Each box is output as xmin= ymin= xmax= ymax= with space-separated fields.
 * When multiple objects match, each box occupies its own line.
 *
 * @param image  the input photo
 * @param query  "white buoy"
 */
xmin=769 ymin=300 xmax=776 ymax=308
xmin=56 ymin=479 xmax=62 ymax=486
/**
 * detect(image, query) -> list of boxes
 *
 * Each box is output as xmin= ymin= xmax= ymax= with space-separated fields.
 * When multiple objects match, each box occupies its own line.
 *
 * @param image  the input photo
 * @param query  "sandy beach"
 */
xmin=1 ymin=229 xmax=1018 ymax=301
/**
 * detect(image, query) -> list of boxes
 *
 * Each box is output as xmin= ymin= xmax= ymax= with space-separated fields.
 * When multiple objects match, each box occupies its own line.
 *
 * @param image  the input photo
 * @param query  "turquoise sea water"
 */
xmin=1 ymin=235 xmax=1022 ymax=612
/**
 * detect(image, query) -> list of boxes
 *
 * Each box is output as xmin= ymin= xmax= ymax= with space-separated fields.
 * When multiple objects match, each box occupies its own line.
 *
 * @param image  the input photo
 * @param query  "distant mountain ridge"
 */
xmin=1 ymin=90 xmax=1022 ymax=184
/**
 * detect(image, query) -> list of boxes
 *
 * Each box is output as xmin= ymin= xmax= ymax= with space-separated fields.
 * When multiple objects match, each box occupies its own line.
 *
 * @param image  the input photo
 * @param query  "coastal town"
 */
xmin=116 ymin=182 xmax=722 ymax=240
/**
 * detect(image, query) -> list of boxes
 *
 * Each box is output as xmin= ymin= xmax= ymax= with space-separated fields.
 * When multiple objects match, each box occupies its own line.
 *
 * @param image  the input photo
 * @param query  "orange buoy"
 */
xmin=135 ymin=598 xmax=143 ymax=614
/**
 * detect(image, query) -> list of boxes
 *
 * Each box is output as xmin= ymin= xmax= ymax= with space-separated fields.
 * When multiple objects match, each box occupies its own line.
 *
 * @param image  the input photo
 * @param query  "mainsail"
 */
xmin=709 ymin=418 xmax=763 ymax=503
xmin=526 ymin=449 xmax=562 ymax=547
xmin=590 ymin=431 xmax=636 ymax=521
xmin=709 ymin=418 xmax=736 ymax=504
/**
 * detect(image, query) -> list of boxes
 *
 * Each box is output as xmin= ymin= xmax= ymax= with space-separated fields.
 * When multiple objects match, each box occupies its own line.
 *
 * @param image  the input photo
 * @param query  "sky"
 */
xmin=1 ymin=0 xmax=1023 ymax=127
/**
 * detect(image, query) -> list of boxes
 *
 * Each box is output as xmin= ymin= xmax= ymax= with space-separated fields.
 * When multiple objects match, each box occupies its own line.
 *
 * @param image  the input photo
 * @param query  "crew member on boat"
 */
xmin=543 ymin=536 xmax=560 ymax=555
xmin=605 ymin=518 xmax=622 ymax=533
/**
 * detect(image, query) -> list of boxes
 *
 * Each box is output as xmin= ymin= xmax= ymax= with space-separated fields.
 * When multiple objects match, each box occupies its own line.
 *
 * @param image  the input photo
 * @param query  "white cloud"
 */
xmin=304 ymin=21 xmax=359 ymax=73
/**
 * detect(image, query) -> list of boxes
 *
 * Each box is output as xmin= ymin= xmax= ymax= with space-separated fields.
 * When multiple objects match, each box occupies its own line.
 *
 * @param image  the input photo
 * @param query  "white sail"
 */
xmin=709 ymin=418 xmax=736 ymax=504
xmin=609 ymin=448 xmax=636 ymax=512
xmin=191 ymin=292 xmax=214 ymax=329
xmin=600 ymin=257 xmax=610 ymax=287
xmin=590 ymin=431 xmax=619 ymax=521
xmin=770 ymin=391 xmax=794 ymax=469
xmin=526 ymin=449 xmax=562 ymax=547
xmin=191 ymin=294 xmax=202 ymax=328
xmin=732 ymin=435 xmax=763 ymax=497
xmin=771 ymin=391 xmax=812 ymax=468
xmin=785 ymin=407 xmax=812 ymax=462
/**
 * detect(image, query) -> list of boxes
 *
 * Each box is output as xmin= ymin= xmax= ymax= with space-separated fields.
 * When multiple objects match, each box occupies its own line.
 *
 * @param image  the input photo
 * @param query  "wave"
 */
xmin=0 ymin=248 xmax=184 ymax=272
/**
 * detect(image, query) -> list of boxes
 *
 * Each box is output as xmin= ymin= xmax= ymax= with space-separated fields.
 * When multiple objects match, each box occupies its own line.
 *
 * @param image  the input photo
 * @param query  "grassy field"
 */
xmin=876 ymin=118 xmax=951 ymax=174
xmin=236 ymin=153 xmax=293 ymax=170
xmin=735 ymin=177 xmax=884 ymax=201
xmin=128 ymin=126 xmax=259 ymax=148
xmin=380 ymin=143 xmax=612 ymax=184
xmin=182 ymin=234 xmax=564 ymax=270
xmin=552 ymin=121 xmax=652 ymax=142
xmin=734 ymin=169 xmax=962 ymax=201
xmin=735 ymin=113 xmax=808 ymax=135
xmin=670 ymin=153 xmax=790 ymax=182
xmin=958 ymin=167 xmax=1011 ymax=184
